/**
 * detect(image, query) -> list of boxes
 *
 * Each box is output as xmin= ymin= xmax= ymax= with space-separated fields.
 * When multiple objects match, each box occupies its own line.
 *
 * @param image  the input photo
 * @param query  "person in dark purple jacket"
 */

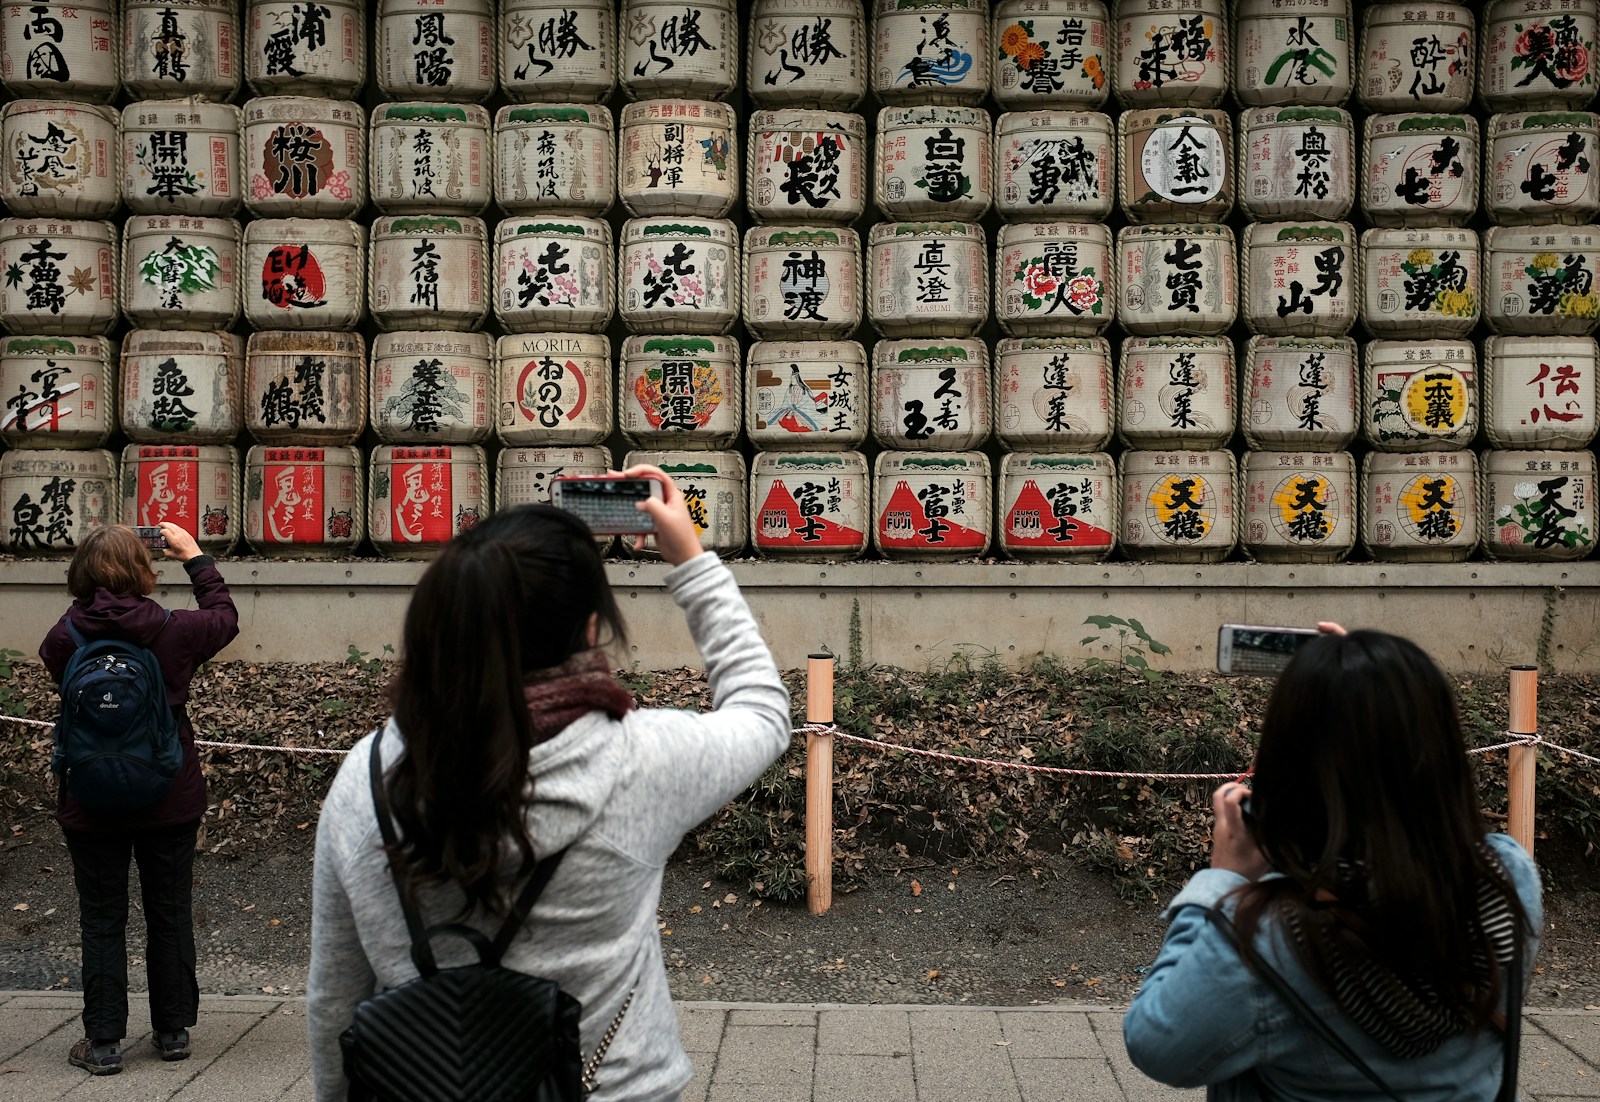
xmin=39 ymin=522 xmax=239 ymax=1076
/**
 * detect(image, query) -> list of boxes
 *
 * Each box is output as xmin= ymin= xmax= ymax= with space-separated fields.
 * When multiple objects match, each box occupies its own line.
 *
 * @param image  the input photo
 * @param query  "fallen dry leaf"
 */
xmin=12 ymin=903 xmax=26 ymax=911
xmin=689 ymin=905 xmax=702 ymax=914
xmin=925 ymin=969 xmax=939 ymax=981
xmin=910 ymin=879 xmax=922 ymax=896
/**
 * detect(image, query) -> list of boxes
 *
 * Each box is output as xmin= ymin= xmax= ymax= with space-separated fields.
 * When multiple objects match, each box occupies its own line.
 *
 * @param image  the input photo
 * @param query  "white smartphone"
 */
xmin=550 ymin=474 xmax=664 ymax=535
xmin=1216 ymin=624 xmax=1320 ymax=676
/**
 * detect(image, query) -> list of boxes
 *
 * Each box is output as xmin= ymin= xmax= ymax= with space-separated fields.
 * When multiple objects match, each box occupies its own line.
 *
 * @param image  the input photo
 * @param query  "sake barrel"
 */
xmin=1356 ymin=3 xmax=1473 ymax=113
xmin=1240 ymin=221 xmax=1358 ymax=337
xmin=368 ymin=443 xmax=489 ymax=558
xmin=994 ymin=109 xmax=1115 ymax=222
xmin=122 ymin=214 xmax=241 ymax=330
xmin=369 ymin=102 xmax=492 ymax=214
xmin=747 ymin=0 xmax=868 ymax=109
xmin=750 ymin=450 xmax=871 ymax=560
xmin=1361 ymin=449 xmax=1478 ymax=561
xmin=1483 ymin=225 xmax=1600 ymax=335
xmin=499 ymin=0 xmax=615 ymax=103
xmin=120 ymin=443 xmax=239 ymax=552
xmin=746 ymin=339 xmax=869 ymax=449
xmin=1241 ymin=335 xmax=1358 ymax=449
xmin=370 ymin=330 xmax=493 ymax=444
xmin=1241 ymin=449 xmax=1356 ymax=563
xmin=369 ymin=215 xmax=489 ymax=331
xmin=618 ymin=217 xmax=739 ymax=335
xmin=616 ymin=100 xmax=739 ymax=219
xmin=123 ymin=0 xmax=238 ymax=100
xmin=873 ymin=0 xmax=990 ymax=107
xmin=1360 ymin=113 xmax=1479 ymax=228
xmin=1482 ymin=334 xmax=1599 ymax=450
xmin=867 ymin=221 xmax=989 ymax=338
xmin=242 ymin=97 xmax=366 ymax=218
xmin=242 ymin=217 xmax=365 ymax=331
xmin=120 ymin=329 xmax=243 ymax=444
xmin=495 ymin=332 xmax=614 ymax=447
xmin=619 ymin=0 xmax=737 ymax=101
xmin=1360 ymin=228 xmax=1480 ymax=339
xmin=746 ymin=110 xmax=868 ymax=225
xmin=620 ymin=448 xmax=747 ymax=555
xmin=495 ymin=445 xmax=611 ymax=509
xmin=995 ymin=221 xmax=1114 ymax=337
xmin=244 ymin=330 xmax=366 ymax=445
xmin=998 ymin=451 xmax=1116 ymax=560
xmin=1119 ymin=448 xmax=1237 ymax=562
xmin=1113 ymin=0 xmax=1229 ymax=108
xmin=1238 ymin=105 xmax=1357 ymax=221
xmin=375 ymin=0 xmax=496 ymax=103
xmin=1117 ymin=108 xmax=1234 ymax=223
xmin=992 ymin=0 xmax=1111 ymax=110
xmin=873 ymin=450 xmax=992 ymax=559
xmin=618 ymin=334 xmax=742 ymax=449
xmin=493 ymin=217 xmax=613 ymax=335
xmin=0 ymin=100 xmax=118 ymax=218
xmin=1484 ymin=112 xmax=1600 ymax=227
xmin=244 ymin=444 xmax=364 ymax=556
xmin=1480 ymin=0 xmax=1600 ymax=113
xmin=993 ymin=336 xmax=1114 ymax=451
xmin=0 ymin=335 xmax=113 ymax=448
xmin=0 ymin=447 xmax=115 ymax=553
xmin=243 ymin=0 xmax=363 ymax=97
xmin=493 ymin=103 xmax=613 ymax=216
xmin=0 ymin=218 xmax=119 ymax=336
xmin=875 ymin=105 xmax=994 ymax=221
xmin=743 ymin=226 xmax=861 ymax=340
xmin=1362 ymin=338 xmax=1478 ymax=451
xmin=0 ymin=0 xmax=117 ymax=102
xmin=1482 ymin=449 xmax=1598 ymax=561
xmin=1118 ymin=335 xmax=1235 ymax=449
xmin=871 ymin=338 xmax=992 ymax=451
xmin=1116 ymin=223 xmax=1237 ymax=337
xmin=1234 ymin=0 xmax=1353 ymax=107
xmin=121 ymin=100 xmax=242 ymax=216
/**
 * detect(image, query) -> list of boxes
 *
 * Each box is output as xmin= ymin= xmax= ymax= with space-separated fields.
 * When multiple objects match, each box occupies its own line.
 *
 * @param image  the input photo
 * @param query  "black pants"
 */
xmin=64 ymin=820 xmax=200 ymax=1041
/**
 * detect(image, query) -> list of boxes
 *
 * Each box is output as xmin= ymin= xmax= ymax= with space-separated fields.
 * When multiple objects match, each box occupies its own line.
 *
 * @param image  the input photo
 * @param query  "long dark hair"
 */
xmin=1235 ymin=630 xmax=1527 ymax=1029
xmin=384 ymin=505 xmax=626 ymax=918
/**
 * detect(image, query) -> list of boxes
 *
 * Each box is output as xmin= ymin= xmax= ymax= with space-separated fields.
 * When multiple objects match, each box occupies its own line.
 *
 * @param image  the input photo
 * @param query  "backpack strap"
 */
xmin=488 ymin=846 xmax=568 ymax=965
xmin=1497 ymin=922 xmax=1524 ymax=1102
xmin=368 ymin=727 xmax=443 ymax=977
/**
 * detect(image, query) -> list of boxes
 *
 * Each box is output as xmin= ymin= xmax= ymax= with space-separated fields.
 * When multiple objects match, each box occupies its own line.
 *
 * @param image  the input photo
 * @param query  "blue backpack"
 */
xmin=51 ymin=616 xmax=182 ymax=813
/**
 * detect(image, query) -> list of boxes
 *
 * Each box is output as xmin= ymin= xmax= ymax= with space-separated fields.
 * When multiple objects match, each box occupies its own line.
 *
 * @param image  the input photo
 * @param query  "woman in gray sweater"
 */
xmin=307 ymin=466 xmax=791 ymax=1101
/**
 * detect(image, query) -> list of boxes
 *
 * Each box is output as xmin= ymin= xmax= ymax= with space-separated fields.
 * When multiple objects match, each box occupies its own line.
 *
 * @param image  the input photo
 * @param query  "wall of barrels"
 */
xmin=1 ymin=0 xmax=1597 ymax=564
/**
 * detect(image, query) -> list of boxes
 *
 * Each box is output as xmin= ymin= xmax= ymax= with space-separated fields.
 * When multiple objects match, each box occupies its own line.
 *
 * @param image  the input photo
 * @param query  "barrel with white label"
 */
xmin=992 ymin=0 xmax=1111 ymax=110
xmin=242 ymin=218 xmax=365 ymax=331
xmin=621 ymin=448 xmax=747 ymax=556
xmin=496 ymin=333 xmax=613 ymax=447
xmin=1360 ymin=113 xmax=1478 ymax=229
xmin=1118 ymin=336 xmax=1235 ymax=450
xmin=244 ymin=330 xmax=366 ymax=445
xmin=743 ymin=226 xmax=861 ymax=340
xmin=242 ymin=97 xmax=366 ymax=218
xmin=1481 ymin=0 xmax=1600 ymax=112
xmin=1362 ymin=450 xmax=1478 ymax=561
xmin=618 ymin=218 xmax=739 ymax=335
xmin=1241 ymin=335 xmax=1359 ymax=450
xmin=1119 ymin=449 xmax=1237 ymax=562
xmin=1360 ymin=227 xmax=1480 ymax=339
xmin=0 ymin=448 xmax=115 ymax=553
xmin=1356 ymin=3 xmax=1473 ymax=113
xmin=993 ymin=336 xmax=1113 ymax=451
xmin=617 ymin=100 xmax=739 ymax=219
xmin=867 ymin=221 xmax=989 ymax=338
xmin=370 ymin=215 xmax=489 ymax=331
xmin=124 ymin=0 xmax=238 ymax=99
xmin=1484 ymin=112 xmax=1600 ymax=227
xmin=1482 ymin=335 xmax=1599 ymax=450
xmin=120 ymin=329 xmax=243 ymax=445
xmin=1234 ymin=0 xmax=1353 ymax=107
xmin=369 ymin=443 xmax=489 ymax=558
xmin=244 ymin=444 xmax=364 ymax=556
xmin=874 ymin=450 xmax=992 ymax=560
xmin=746 ymin=340 xmax=868 ymax=449
xmin=376 ymin=0 xmax=495 ymax=103
xmin=1113 ymin=0 xmax=1228 ymax=108
xmin=994 ymin=110 xmax=1115 ymax=222
xmin=0 ymin=100 xmax=118 ymax=218
xmin=493 ymin=217 xmax=613 ymax=334
xmin=369 ymin=102 xmax=492 ymax=214
xmin=1362 ymin=339 xmax=1477 ymax=451
xmin=751 ymin=450 xmax=871 ymax=560
xmin=1116 ymin=223 xmax=1237 ymax=337
xmin=619 ymin=334 xmax=742 ymax=449
xmin=244 ymin=0 xmax=363 ymax=97
xmin=499 ymin=0 xmax=615 ymax=103
xmin=121 ymin=100 xmax=242 ymax=216
xmin=619 ymin=0 xmax=737 ymax=101
xmin=120 ymin=443 xmax=239 ymax=553
xmin=871 ymin=339 xmax=992 ymax=452
xmin=748 ymin=0 xmax=868 ymax=109
xmin=496 ymin=446 xmax=611 ymax=509
xmin=873 ymin=0 xmax=990 ymax=106
xmin=0 ymin=219 xmax=119 ymax=336
xmin=370 ymin=330 xmax=493 ymax=444
xmin=1241 ymin=449 xmax=1356 ymax=563
xmin=1482 ymin=449 xmax=1598 ymax=561
xmin=995 ymin=221 xmax=1114 ymax=337
xmin=1118 ymin=108 xmax=1233 ymax=224
xmin=747 ymin=110 xmax=868 ymax=225
xmin=493 ymin=104 xmax=613 ymax=216
xmin=1 ymin=0 xmax=117 ymax=103
xmin=1241 ymin=222 xmax=1358 ymax=337
xmin=1238 ymin=106 xmax=1356 ymax=222
xmin=998 ymin=451 xmax=1116 ymax=560
xmin=1483 ymin=225 xmax=1600 ymax=336
xmin=875 ymin=105 xmax=994 ymax=221
xmin=0 ymin=336 xmax=114 ymax=449
xmin=122 ymin=215 xmax=241 ymax=330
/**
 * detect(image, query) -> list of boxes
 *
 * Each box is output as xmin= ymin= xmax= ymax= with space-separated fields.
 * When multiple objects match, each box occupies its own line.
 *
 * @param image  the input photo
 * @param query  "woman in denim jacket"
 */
xmin=1124 ymin=628 xmax=1540 ymax=1100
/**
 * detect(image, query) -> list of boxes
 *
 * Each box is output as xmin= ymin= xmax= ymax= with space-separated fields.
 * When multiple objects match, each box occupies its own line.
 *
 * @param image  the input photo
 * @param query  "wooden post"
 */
xmin=805 ymin=654 xmax=835 ymax=916
xmin=1507 ymin=666 xmax=1538 ymax=856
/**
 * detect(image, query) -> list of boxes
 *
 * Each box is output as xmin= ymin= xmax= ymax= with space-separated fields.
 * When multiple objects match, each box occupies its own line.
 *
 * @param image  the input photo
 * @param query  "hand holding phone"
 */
xmin=550 ymin=473 xmax=665 ymax=535
xmin=134 ymin=525 xmax=168 ymax=551
xmin=1216 ymin=624 xmax=1320 ymax=675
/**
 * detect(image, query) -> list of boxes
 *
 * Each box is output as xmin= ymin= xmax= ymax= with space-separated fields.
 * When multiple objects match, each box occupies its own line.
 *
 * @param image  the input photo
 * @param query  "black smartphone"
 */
xmin=1216 ymin=624 xmax=1320 ymax=676
xmin=134 ymin=525 xmax=168 ymax=551
xmin=550 ymin=475 xmax=664 ymax=535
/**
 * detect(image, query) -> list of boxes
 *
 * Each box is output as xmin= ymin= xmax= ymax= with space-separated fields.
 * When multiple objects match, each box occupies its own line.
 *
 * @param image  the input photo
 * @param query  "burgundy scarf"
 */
xmin=523 ymin=649 xmax=637 ymax=742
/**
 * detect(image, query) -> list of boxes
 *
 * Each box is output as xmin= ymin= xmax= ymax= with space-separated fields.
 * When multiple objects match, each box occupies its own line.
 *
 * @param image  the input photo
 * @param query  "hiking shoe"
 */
xmin=153 ymin=1029 xmax=190 ymax=1061
xmin=68 ymin=1038 xmax=123 ymax=1075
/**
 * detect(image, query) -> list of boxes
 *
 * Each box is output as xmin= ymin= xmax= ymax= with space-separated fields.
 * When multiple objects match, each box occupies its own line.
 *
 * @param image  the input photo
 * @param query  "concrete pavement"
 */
xmin=1 ymin=992 xmax=1597 ymax=1101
